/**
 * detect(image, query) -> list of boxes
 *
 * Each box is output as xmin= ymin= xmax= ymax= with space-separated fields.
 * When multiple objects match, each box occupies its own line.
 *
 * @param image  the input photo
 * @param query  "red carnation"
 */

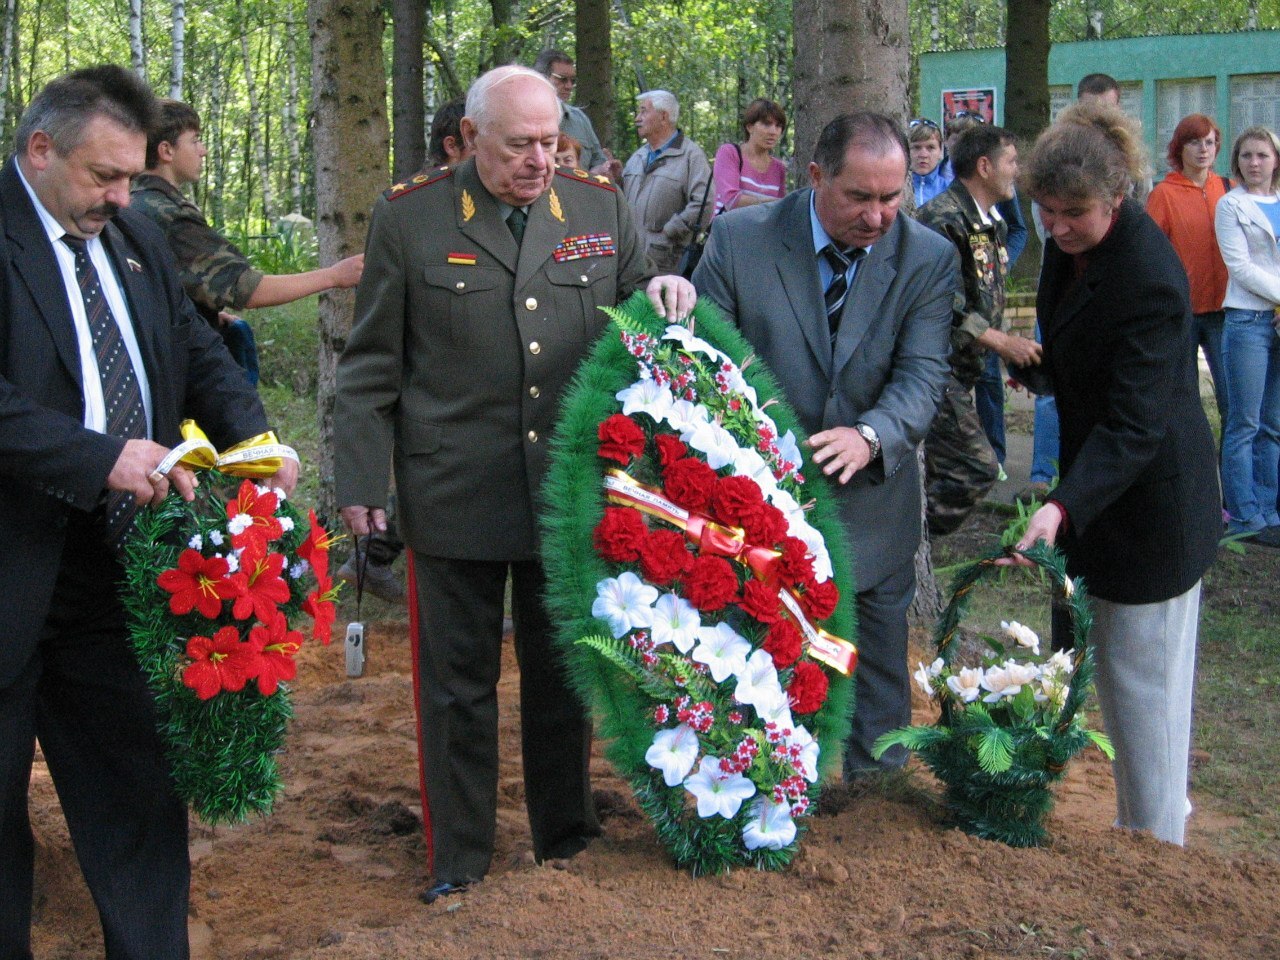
xmin=663 ymin=457 xmax=717 ymax=512
xmin=597 ymin=414 xmax=646 ymax=465
xmin=771 ymin=536 xmax=815 ymax=587
xmin=593 ymin=507 xmax=648 ymax=562
xmin=639 ymin=529 xmax=694 ymax=585
xmin=711 ymin=475 xmax=765 ymax=527
xmin=654 ymin=433 xmax=687 ymax=468
xmin=799 ymin=577 xmax=840 ymax=622
xmin=740 ymin=579 xmax=782 ymax=625
xmin=764 ymin=620 xmax=803 ymax=668
xmin=682 ymin=555 xmax=740 ymax=611
xmin=788 ymin=660 xmax=830 ymax=714
xmin=742 ymin=502 xmax=790 ymax=546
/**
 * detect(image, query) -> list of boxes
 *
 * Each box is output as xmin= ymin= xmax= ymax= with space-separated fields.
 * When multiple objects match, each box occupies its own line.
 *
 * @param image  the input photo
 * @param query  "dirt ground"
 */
xmin=29 ymin=549 xmax=1280 ymax=960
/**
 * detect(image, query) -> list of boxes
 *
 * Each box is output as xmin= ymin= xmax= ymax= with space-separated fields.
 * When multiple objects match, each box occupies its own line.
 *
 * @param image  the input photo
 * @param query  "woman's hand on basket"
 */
xmin=997 ymin=504 xmax=1063 ymax=567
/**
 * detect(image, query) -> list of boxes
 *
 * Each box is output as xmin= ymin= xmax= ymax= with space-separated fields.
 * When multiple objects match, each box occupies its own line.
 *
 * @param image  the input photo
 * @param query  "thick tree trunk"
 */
xmin=486 ymin=0 xmax=512 ymax=71
xmin=392 ymin=0 xmax=425 ymax=181
xmin=792 ymin=0 xmax=909 ymax=184
xmin=308 ymin=0 xmax=389 ymax=520
xmin=128 ymin=0 xmax=145 ymax=78
xmin=285 ymin=5 xmax=303 ymax=214
xmin=1004 ymin=0 xmax=1050 ymax=283
xmin=169 ymin=0 xmax=184 ymax=97
xmin=238 ymin=0 xmax=275 ymax=220
xmin=575 ymin=0 xmax=613 ymax=153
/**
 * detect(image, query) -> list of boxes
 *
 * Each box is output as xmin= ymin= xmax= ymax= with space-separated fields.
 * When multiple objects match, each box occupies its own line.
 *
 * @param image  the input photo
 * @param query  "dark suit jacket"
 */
xmin=334 ymin=160 xmax=649 ymax=561
xmin=692 ymin=189 xmax=958 ymax=590
xmin=0 ymin=157 xmax=269 ymax=686
xmin=1038 ymin=197 xmax=1219 ymax=604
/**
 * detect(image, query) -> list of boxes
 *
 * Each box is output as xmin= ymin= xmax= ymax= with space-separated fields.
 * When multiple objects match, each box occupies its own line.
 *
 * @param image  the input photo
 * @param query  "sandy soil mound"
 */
xmin=30 ymin=619 xmax=1280 ymax=960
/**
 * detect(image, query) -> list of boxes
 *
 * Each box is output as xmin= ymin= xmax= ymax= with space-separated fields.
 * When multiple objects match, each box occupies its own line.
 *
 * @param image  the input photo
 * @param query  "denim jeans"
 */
xmin=1221 ymin=307 xmax=1280 ymax=532
xmin=1194 ymin=310 xmax=1229 ymax=429
xmin=974 ymin=349 xmax=1006 ymax=465
xmin=218 ymin=317 xmax=260 ymax=387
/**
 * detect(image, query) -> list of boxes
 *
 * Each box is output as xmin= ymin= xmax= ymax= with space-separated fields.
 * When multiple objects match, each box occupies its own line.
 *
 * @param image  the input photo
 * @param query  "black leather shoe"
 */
xmin=419 ymin=880 xmax=471 ymax=904
xmin=1253 ymin=525 xmax=1280 ymax=549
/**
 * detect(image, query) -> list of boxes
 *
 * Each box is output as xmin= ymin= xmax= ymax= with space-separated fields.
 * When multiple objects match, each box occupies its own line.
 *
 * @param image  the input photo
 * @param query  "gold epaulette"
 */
xmin=555 ymin=166 xmax=617 ymax=193
xmin=385 ymin=166 xmax=454 ymax=200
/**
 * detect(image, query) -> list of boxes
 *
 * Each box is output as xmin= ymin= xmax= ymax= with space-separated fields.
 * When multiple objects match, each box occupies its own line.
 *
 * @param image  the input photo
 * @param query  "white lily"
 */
xmin=684 ymin=755 xmax=756 ymax=819
xmin=615 ymin=377 xmax=675 ymax=422
xmin=691 ymin=622 xmax=752 ymax=683
xmin=787 ymin=724 xmax=821 ymax=783
xmin=682 ymin=418 xmax=740 ymax=470
xmin=645 ymin=724 xmax=701 ymax=787
xmin=742 ymin=797 xmax=797 ymax=850
xmin=733 ymin=648 xmax=786 ymax=709
xmin=649 ymin=592 xmax=702 ymax=653
xmin=591 ymin=572 xmax=659 ymax=638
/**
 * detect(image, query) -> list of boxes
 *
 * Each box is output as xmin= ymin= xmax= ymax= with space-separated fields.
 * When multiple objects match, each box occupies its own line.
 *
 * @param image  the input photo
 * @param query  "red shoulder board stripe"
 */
xmin=385 ymin=166 xmax=453 ymax=201
xmin=555 ymin=167 xmax=617 ymax=193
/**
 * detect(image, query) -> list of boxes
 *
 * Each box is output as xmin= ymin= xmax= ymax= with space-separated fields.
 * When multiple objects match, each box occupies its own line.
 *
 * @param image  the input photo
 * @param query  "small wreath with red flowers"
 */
xmin=120 ymin=474 xmax=341 ymax=824
xmin=542 ymin=291 xmax=857 ymax=875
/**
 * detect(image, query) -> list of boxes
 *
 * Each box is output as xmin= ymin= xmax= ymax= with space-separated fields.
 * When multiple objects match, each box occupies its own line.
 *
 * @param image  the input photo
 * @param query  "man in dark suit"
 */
xmin=692 ymin=112 xmax=959 ymax=776
xmin=334 ymin=65 xmax=693 ymax=904
xmin=0 ymin=66 xmax=294 ymax=958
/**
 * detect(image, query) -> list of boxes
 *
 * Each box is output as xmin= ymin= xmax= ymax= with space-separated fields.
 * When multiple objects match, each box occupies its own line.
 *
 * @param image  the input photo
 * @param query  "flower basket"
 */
xmin=541 ymin=291 xmax=857 ymax=875
xmin=874 ymin=543 xmax=1112 ymax=847
xmin=121 ymin=472 xmax=340 ymax=824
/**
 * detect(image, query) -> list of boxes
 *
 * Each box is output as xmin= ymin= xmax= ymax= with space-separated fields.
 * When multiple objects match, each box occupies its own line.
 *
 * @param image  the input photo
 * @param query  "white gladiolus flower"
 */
xmin=664 ymin=397 xmax=710 ymax=433
xmin=1001 ymin=620 xmax=1041 ymax=655
xmin=645 ymin=724 xmax=700 ymax=787
xmin=946 ymin=667 xmax=985 ymax=703
xmin=616 ymin=378 xmax=675 ymax=422
xmin=649 ymin=593 xmax=701 ymax=653
xmin=742 ymin=797 xmax=797 ymax=850
xmin=663 ymin=324 xmax=728 ymax=365
xmin=691 ymin=622 xmax=751 ymax=683
xmin=591 ymin=572 xmax=659 ymax=638
xmin=733 ymin=648 xmax=785 ymax=709
xmin=682 ymin=418 xmax=740 ymax=469
xmin=684 ymin=755 xmax=756 ymax=819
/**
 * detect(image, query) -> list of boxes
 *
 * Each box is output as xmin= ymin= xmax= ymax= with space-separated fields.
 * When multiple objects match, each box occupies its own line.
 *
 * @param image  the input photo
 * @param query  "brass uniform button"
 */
xmin=525 ymin=297 xmax=538 ymax=310
xmin=529 ymin=341 xmax=541 ymax=355
xmin=527 ymin=430 xmax=539 ymax=443
xmin=529 ymin=385 xmax=541 ymax=398
xmin=455 ymin=281 xmax=465 ymax=290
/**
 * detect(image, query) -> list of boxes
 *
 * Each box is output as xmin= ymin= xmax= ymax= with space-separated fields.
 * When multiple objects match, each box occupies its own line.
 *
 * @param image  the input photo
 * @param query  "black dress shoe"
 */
xmin=1253 ymin=525 xmax=1280 ymax=549
xmin=419 ymin=880 xmax=471 ymax=904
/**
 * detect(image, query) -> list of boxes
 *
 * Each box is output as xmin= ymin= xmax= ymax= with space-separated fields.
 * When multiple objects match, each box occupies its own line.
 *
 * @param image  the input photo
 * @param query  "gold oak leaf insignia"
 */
xmin=549 ymin=188 xmax=565 ymax=223
xmin=461 ymin=189 xmax=476 ymax=222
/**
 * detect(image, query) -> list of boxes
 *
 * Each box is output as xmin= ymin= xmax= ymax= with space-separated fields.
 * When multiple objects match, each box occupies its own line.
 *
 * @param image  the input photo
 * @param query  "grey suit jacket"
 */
xmin=692 ymin=188 xmax=958 ymax=590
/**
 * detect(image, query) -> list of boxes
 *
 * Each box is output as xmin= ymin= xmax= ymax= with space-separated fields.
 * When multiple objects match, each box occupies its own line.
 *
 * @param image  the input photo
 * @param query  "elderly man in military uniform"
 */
xmin=131 ymin=99 xmax=364 ymax=385
xmin=918 ymin=124 xmax=1042 ymax=534
xmin=335 ymin=65 xmax=694 ymax=905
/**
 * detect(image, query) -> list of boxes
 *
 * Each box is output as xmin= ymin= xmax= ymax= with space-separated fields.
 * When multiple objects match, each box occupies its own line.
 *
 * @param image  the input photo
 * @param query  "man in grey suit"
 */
xmin=692 ymin=112 xmax=959 ymax=775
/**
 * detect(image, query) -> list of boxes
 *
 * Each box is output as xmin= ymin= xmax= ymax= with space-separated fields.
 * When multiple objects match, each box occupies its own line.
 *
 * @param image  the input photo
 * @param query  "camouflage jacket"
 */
xmin=129 ymin=173 xmax=263 ymax=326
xmin=917 ymin=180 xmax=1008 ymax=386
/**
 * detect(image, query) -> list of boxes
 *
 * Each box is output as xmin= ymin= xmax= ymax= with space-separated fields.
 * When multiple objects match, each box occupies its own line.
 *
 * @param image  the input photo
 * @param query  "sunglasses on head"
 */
xmin=909 ymin=118 xmax=940 ymax=130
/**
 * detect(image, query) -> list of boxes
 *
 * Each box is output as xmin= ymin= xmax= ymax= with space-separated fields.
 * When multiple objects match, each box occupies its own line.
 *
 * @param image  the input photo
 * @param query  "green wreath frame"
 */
xmin=541 ymin=291 xmax=858 ymax=874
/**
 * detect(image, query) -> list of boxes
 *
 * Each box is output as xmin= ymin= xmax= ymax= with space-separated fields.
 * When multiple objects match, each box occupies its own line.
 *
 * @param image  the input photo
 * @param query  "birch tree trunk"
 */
xmin=238 ymin=0 xmax=275 ymax=221
xmin=169 ymin=0 xmax=184 ymax=97
xmin=285 ymin=4 xmax=303 ymax=213
xmin=791 ymin=0 xmax=909 ymax=184
xmin=0 ymin=0 xmax=16 ymax=135
xmin=308 ymin=0 xmax=388 ymax=518
xmin=129 ymin=0 xmax=145 ymax=78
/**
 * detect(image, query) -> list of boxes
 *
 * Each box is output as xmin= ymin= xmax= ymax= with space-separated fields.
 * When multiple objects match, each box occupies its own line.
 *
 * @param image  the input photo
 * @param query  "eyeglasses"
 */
xmin=909 ymin=118 xmax=940 ymax=130
xmin=550 ymin=72 xmax=577 ymax=86
xmin=949 ymin=109 xmax=987 ymax=124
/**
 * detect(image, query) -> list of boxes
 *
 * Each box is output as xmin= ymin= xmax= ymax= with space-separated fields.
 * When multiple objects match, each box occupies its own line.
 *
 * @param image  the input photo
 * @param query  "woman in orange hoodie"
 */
xmin=1147 ymin=114 xmax=1233 ymax=428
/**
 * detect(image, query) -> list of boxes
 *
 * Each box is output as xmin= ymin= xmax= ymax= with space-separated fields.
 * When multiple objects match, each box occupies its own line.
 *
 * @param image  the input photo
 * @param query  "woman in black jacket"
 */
xmin=1010 ymin=102 xmax=1220 ymax=846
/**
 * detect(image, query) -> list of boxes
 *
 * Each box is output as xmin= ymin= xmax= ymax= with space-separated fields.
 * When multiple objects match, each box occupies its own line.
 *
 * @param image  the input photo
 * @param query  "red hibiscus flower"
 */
xmin=742 ymin=502 xmax=790 ymax=546
xmin=638 ymin=529 xmax=694 ymax=585
xmin=157 ymin=549 xmax=238 ymax=619
xmin=799 ymin=577 xmax=840 ymax=622
xmin=711 ymin=474 xmax=765 ymax=528
xmin=682 ymin=555 xmax=739 ymax=611
xmin=788 ymin=660 xmax=830 ymax=714
xmin=303 ymin=572 xmax=341 ymax=645
xmin=249 ymin=613 xmax=304 ymax=695
xmin=597 ymin=414 xmax=646 ymax=465
xmin=297 ymin=508 xmax=339 ymax=580
xmin=226 ymin=480 xmax=283 ymax=553
xmin=593 ymin=506 xmax=648 ymax=562
xmin=771 ymin=536 xmax=815 ymax=587
xmin=764 ymin=619 xmax=803 ymax=669
xmin=662 ymin=457 xmax=717 ymax=513
xmin=182 ymin=626 xmax=261 ymax=700
xmin=230 ymin=548 xmax=291 ymax=623
xmin=740 ymin=579 xmax=782 ymax=625
xmin=654 ymin=433 xmax=687 ymax=468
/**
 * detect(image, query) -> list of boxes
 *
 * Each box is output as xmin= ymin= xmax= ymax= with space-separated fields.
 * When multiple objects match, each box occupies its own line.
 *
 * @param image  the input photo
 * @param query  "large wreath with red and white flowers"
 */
xmin=542 ymin=292 xmax=857 ymax=875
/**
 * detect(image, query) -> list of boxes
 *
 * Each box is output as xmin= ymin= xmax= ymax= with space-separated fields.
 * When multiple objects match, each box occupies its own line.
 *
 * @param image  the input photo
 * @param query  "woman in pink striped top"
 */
xmin=713 ymin=98 xmax=789 ymax=215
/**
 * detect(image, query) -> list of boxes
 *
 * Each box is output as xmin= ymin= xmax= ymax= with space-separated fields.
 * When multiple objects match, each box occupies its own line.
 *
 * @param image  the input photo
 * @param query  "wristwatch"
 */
xmin=854 ymin=422 xmax=881 ymax=461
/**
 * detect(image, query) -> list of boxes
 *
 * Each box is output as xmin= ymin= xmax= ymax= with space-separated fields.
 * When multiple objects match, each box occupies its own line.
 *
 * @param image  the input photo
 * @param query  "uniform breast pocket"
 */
xmin=422 ymin=265 xmax=506 ymax=349
xmin=545 ymin=259 xmax=614 ymax=340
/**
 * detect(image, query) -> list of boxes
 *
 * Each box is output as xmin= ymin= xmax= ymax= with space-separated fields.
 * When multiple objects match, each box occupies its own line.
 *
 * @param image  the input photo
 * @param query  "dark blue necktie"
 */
xmin=63 ymin=235 xmax=148 ymax=551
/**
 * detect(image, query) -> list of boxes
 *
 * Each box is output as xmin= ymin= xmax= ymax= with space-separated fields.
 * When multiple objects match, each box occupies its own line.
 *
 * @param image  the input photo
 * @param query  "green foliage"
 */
xmin=225 ymin=222 xmax=320 ymax=274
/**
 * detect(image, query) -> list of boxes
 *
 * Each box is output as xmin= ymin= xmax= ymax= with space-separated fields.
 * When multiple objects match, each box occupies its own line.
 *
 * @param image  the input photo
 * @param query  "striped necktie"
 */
xmin=822 ymin=243 xmax=866 ymax=339
xmin=63 ymin=235 xmax=148 ymax=551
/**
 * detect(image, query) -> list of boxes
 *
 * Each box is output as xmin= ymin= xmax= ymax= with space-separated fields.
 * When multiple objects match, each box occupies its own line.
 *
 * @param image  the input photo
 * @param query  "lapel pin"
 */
xmin=126 ymin=258 xmax=143 ymax=273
